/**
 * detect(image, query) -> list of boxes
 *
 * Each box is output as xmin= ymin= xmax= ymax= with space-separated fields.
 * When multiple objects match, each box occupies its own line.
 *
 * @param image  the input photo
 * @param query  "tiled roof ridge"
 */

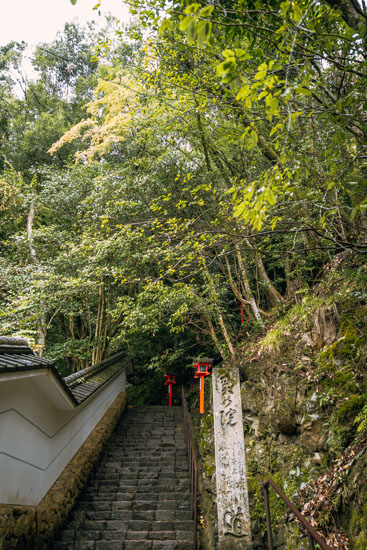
xmin=63 ymin=351 xmax=130 ymax=387
xmin=0 ymin=336 xmax=35 ymax=355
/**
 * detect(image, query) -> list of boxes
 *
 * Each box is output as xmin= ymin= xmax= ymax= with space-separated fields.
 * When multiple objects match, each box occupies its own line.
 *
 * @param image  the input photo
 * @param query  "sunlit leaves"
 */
xmin=178 ymin=3 xmax=213 ymax=45
xmin=49 ymin=74 xmax=137 ymax=161
xmin=231 ymin=165 xmax=292 ymax=230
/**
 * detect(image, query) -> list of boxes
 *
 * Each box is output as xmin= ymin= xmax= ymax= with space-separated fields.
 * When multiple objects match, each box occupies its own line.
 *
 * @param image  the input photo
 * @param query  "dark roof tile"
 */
xmin=0 ymin=337 xmax=36 ymax=355
xmin=67 ymin=359 xmax=130 ymax=404
xmin=0 ymin=336 xmax=132 ymax=406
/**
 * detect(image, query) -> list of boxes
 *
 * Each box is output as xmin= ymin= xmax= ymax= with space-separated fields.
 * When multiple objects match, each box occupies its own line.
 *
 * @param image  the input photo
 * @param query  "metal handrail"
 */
xmin=182 ymin=386 xmax=198 ymax=550
xmin=261 ymin=478 xmax=331 ymax=550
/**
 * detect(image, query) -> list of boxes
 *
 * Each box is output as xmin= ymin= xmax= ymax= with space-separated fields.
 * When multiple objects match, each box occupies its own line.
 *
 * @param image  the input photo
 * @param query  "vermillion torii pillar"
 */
xmin=164 ymin=373 xmax=176 ymax=407
xmin=213 ymin=366 xmax=252 ymax=549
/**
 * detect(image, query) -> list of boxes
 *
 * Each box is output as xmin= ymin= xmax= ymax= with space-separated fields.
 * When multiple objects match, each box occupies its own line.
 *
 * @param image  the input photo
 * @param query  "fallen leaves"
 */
xmin=292 ymin=431 xmax=367 ymax=549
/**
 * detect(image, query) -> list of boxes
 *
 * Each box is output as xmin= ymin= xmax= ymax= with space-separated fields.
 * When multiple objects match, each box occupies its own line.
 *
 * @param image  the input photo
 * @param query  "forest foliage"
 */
xmin=0 ymin=0 xmax=366 ymax=406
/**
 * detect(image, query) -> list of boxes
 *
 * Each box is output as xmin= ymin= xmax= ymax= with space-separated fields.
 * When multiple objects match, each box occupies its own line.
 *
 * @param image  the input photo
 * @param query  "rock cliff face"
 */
xmin=196 ymin=252 xmax=367 ymax=550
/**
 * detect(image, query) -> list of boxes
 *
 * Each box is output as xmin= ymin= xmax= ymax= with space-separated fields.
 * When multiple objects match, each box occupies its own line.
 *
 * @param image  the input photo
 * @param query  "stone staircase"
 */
xmin=52 ymin=406 xmax=194 ymax=550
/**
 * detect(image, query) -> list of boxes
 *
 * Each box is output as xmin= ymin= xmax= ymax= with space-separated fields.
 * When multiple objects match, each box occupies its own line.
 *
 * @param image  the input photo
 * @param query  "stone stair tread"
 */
xmin=52 ymin=406 xmax=194 ymax=550
xmin=92 ymin=473 xmax=189 ymax=480
xmin=54 ymin=541 xmax=193 ymax=550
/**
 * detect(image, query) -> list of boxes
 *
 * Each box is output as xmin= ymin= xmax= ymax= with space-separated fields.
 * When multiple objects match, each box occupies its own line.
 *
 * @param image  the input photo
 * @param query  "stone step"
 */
xmin=105 ymin=439 xmax=185 ymax=444
xmin=113 ymin=461 xmax=188 ymax=469
xmin=105 ymin=445 xmax=187 ymax=451
xmin=106 ymin=452 xmax=187 ymax=456
xmin=103 ymin=450 xmax=187 ymax=454
xmin=54 ymin=542 xmax=192 ymax=550
xmin=87 ymin=479 xmax=190 ymax=488
xmin=86 ymin=481 xmax=190 ymax=491
xmin=114 ymin=433 xmax=183 ymax=438
xmin=119 ymin=424 xmax=181 ymax=429
xmin=109 ymin=436 xmax=185 ymax=440
xmin=94 ymin=469 xmax=190 ymax=478
xmin=52 ymin=406 xmax=194 ymax=550
xmin=90 ymin=478 xmax=190 ymax=486
xmin=70 ymin=509 xmax=192 ymax=523
xmin=78 ymin=493 xmax=191 ymax=506
xmin=115 ymin=432 xmax=185 ymax=438
xmin=63 ymin=520 xmax=194 ymax=533
xmin=100 ymin=463 xmax=189 ymax=469
xmin=105 ymin=449 xmax=187 ymax=454
xmin=76 ymin=503 xmax=191 ymax=514
xmin=100 ymin=453 xmax=188 ymax=460
xmin=60 ymin=529 xmax=194 ymax=543
xmin=116 ymin=425 xmax=184 ymax=430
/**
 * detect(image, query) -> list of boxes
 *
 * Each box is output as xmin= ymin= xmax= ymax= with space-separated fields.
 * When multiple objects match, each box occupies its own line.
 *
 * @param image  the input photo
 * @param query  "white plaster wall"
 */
xmin=0 ymin=368 xmax=126 ymax=505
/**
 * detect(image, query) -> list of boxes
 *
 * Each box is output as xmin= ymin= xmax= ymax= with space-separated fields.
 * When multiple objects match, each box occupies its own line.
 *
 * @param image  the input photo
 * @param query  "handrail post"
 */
xmin=308 ymin=531 xmax=316 ymax=550
xmin=261 ymin=481 xmax=274 ymax=550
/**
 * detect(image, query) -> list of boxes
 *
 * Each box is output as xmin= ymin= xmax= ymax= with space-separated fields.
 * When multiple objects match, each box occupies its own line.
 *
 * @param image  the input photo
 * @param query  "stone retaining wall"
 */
xmin=0 ymin=392 xmax=128 ymax=550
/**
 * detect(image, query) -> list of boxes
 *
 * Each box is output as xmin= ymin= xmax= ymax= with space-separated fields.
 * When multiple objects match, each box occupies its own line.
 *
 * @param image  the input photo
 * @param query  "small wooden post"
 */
xmin=261 ymin=482 xmax=274 ymax=550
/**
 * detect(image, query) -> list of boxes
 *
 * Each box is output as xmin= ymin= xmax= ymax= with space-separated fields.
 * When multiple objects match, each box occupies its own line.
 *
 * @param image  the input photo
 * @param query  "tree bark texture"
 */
xmin=27 ymin=197 xmax=47 ymax=356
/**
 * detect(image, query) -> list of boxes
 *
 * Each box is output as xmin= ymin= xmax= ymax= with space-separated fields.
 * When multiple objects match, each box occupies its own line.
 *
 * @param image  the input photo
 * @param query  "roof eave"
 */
xmin=0 ymin=367 xmax=77 ymax=410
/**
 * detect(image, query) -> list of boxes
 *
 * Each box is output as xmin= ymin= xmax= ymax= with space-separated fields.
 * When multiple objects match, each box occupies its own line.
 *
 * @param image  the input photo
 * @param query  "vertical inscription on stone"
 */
xmin=213 ymin=366 xmax=252 ymax=549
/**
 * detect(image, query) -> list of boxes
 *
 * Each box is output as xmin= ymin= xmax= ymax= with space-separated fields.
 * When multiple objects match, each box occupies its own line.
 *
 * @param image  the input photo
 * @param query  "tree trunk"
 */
xmin=323 ymin=0 xmax=365 ymax=34
xmin=195 ymin=107 xmax=212 ymax=175
xmin=285 ymin=252 xmax=292 ymax=299
xmin=201 ymin=258 xmax=236 ymax=361
xmin=234 ymin=242 xmax=263 ymax=324
xmin=27 ymin=197 xmax=47 ymax=356
xmin=243 ymin=236 xmax=284 ymax=306
xmin=218 ymin=313 xmax=236 ymax=360
xmin=222 ymin=253 xmax=255 ymax=322
xmin=207 ymin=318 xmax=226 ymax=361
xmin=92 ymin=281 xmax=108 ymax=365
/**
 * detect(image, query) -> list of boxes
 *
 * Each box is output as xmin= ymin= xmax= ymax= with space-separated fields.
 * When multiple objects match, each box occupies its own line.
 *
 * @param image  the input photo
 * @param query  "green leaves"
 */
xmin=179 ymin=3 xmax=214 ymax=45
xmin=179 ymin=16 xmax=193 ymax=32
xmin=291 ymin=4 xmax=302 ymax=24
xmin=254 ymin=62 xmax=267 ymax=81
xmin=351 ymin=199 xmax=367 ymax=221
xmin=217 ymin=49 xmax=238 ymax=84
xmin=199 ymin=5 xmax=215 ymax=17
xmin=235 ymin=48 xmax=250 ymax=60
xmin=236 ymin=84 xmax=250 ymax=101
xmin=184 ymin=3 xmax=202 ymax=14
xmin=159 ymin=18 xmax=174 ymax=36
xmin=3 ymin=0 xmax=367 ymax=386
xmin=231 ymin=164 xmax=291 ymax=230
xmin=196 ymin=20 xmax=212 ymax=46
xmin=265 ymin=94 xmax=279 ymax=116
xmin=264 ymin=187 xmax=276 ymax=206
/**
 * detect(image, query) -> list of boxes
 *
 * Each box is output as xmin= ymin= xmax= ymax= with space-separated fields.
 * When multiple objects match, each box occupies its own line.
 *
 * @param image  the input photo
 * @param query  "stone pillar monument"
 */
xmin=212 ymin=366 xmax=252 ymax=549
